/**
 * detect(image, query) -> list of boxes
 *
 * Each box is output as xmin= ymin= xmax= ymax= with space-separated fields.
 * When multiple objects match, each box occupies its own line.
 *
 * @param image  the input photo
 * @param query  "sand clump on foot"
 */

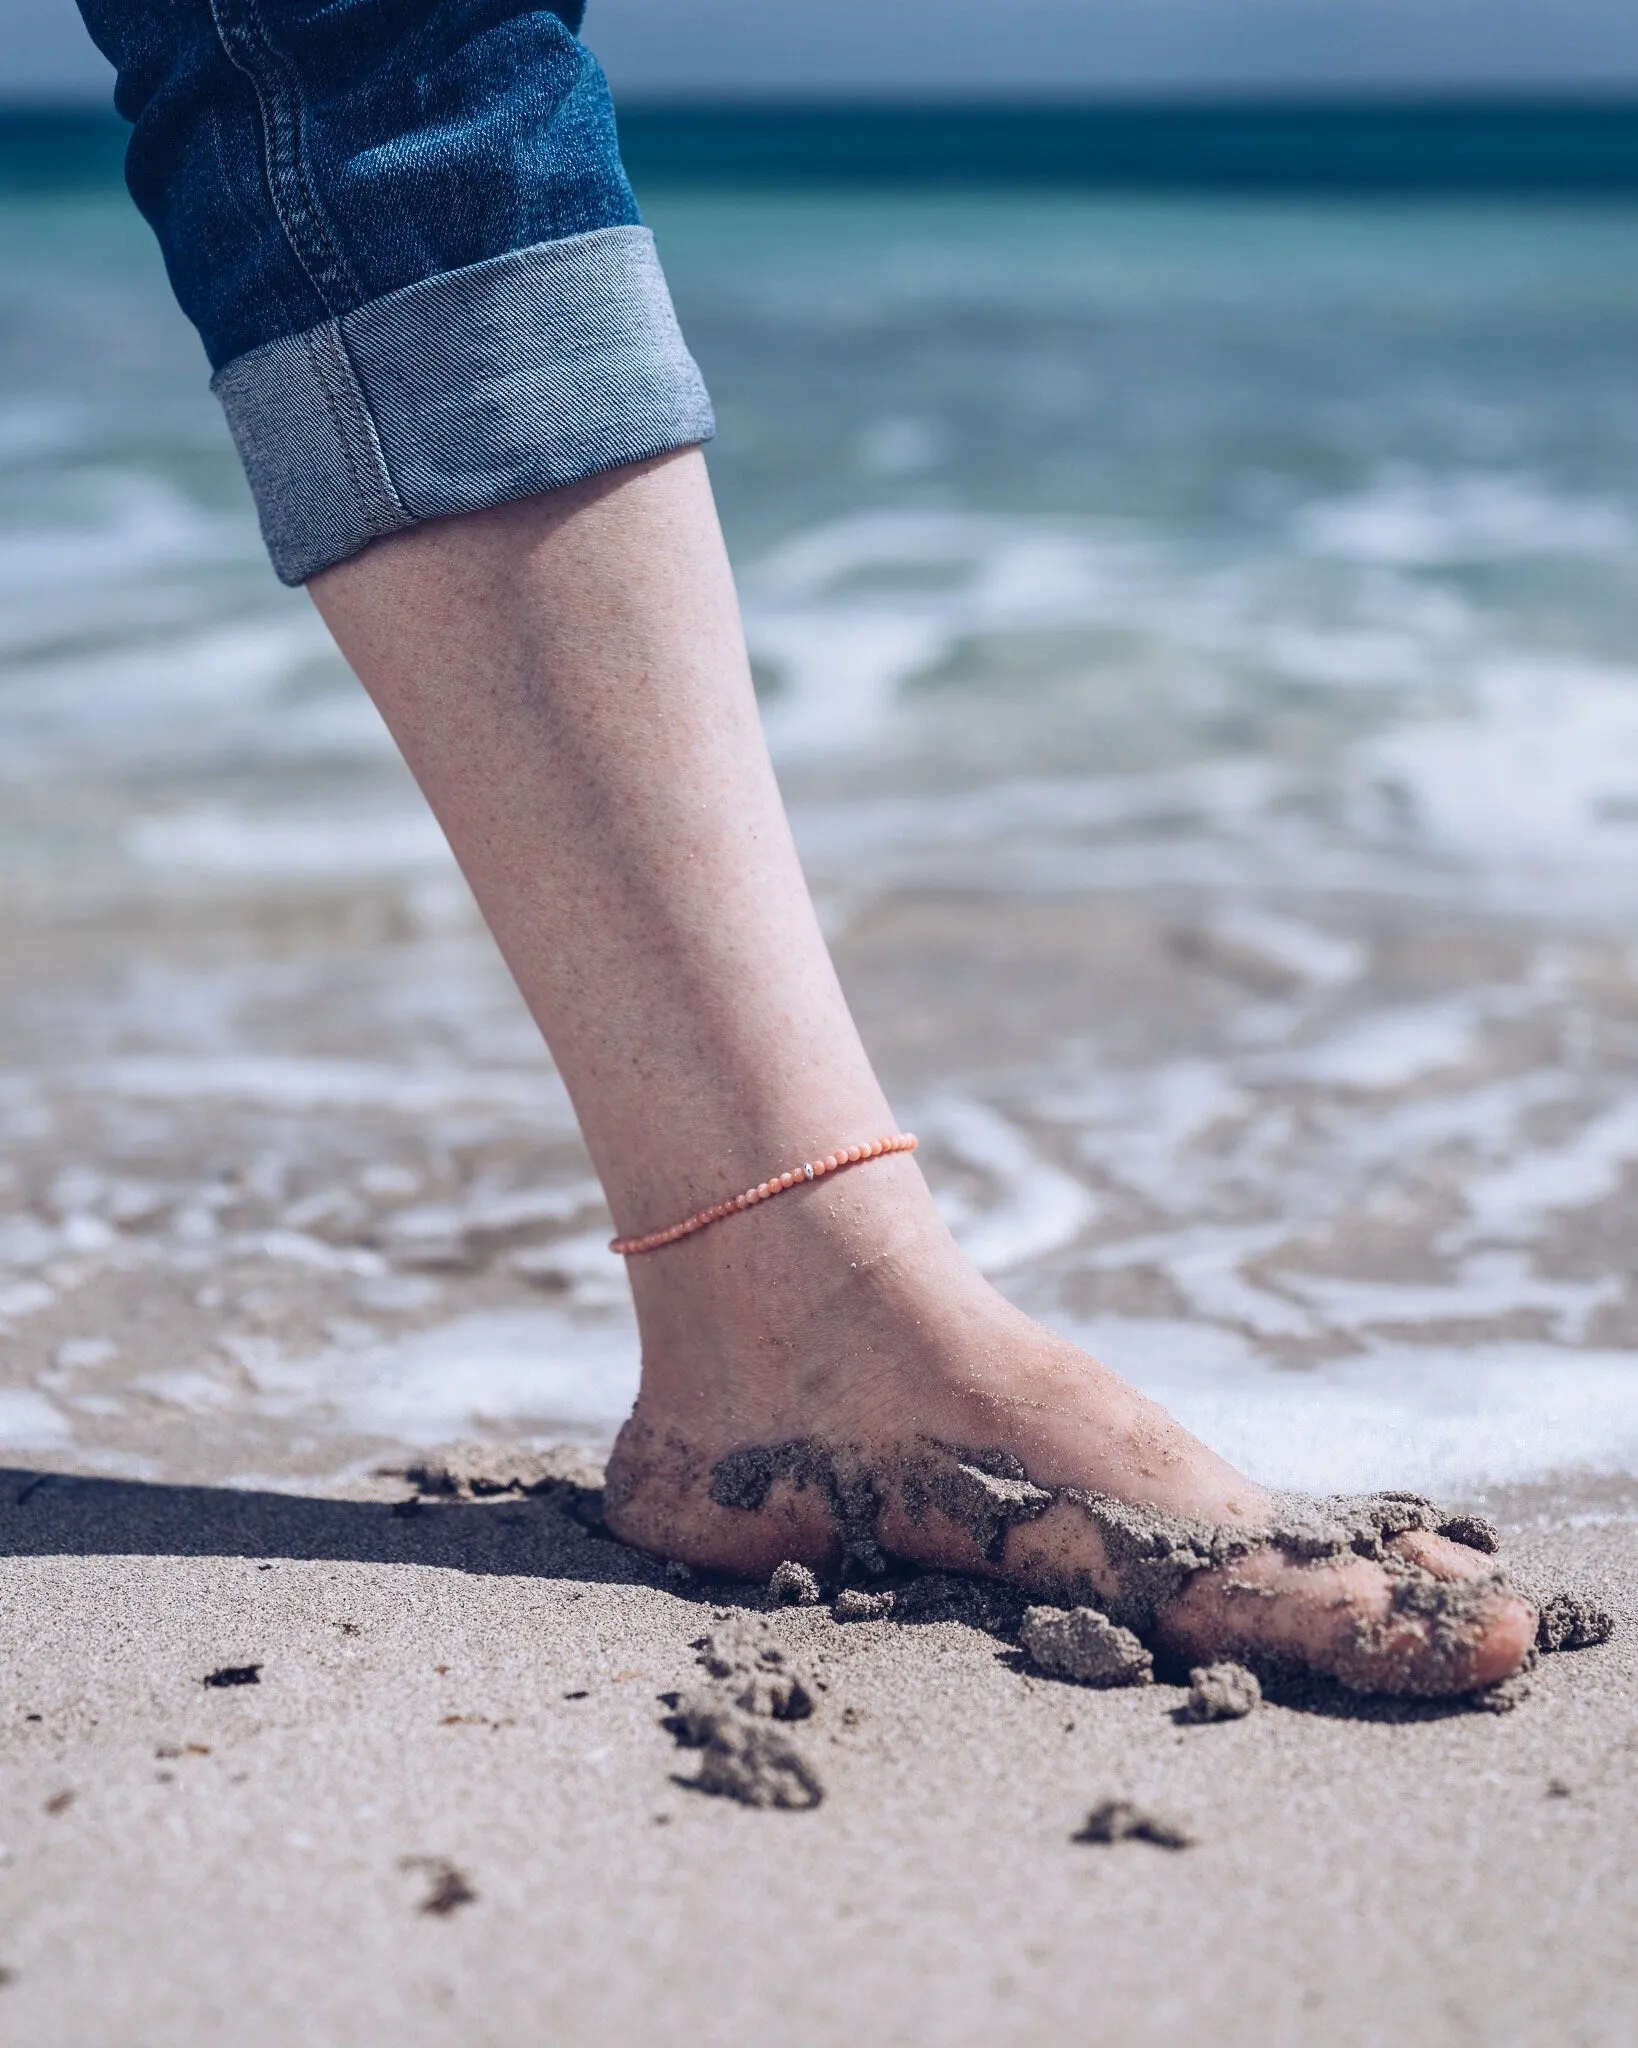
xmin=1074 ymin=1800 xmax=1193 ymax=1850
xmin=1020 ymin=1605 xmax=1153 ymax=1688
xmin=664 ymin=1617 xmax=824 ymax=1809
xmin=1020 ymin=1485 xmax=1534 ymax=1696
xmin=1060 ymin=1488 xmax=1508 ymax=1637
xmin=1183 ymin=1662 xmax=1262 ymax=1722
xmin=678 ymin=1422 xmax=1536 ymax=1696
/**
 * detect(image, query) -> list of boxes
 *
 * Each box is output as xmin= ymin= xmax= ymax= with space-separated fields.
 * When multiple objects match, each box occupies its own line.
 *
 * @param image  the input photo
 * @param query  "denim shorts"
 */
xmin=74 ymin=0 xmax=714 ymax=583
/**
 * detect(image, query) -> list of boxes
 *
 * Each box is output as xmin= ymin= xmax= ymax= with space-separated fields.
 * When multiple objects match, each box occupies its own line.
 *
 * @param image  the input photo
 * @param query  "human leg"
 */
xmin=309 ymin=449 xmax=1535 ymax=1696
xmin=78 ymin=0 xmax=1533 ymax=1694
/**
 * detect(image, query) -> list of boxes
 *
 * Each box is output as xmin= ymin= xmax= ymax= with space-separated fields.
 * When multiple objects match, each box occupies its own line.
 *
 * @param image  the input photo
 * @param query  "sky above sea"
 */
xmin=9 ymin=0 xmax=1638 ymax=100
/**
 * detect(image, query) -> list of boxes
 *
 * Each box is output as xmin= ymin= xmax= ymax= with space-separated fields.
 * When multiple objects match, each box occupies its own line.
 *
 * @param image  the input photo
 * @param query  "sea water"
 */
xmin=4 ymin=166 xmax=1638 ymax=1500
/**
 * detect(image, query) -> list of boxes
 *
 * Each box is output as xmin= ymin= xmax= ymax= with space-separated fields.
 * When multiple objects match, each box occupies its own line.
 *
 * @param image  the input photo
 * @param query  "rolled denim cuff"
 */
xmin=212 ymin=224 xmax=715 ymax=585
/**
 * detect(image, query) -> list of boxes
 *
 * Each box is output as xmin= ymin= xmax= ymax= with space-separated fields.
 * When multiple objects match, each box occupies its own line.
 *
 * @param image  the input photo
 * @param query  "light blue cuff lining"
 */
xmin=213 ymin=224 xmax=715 ymax=585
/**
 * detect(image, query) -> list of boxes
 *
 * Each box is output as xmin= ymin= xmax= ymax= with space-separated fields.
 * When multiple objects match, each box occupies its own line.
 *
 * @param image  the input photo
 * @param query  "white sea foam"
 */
xmin=259 ymin=1307 xmax=640 ymax=1443
xmin=1295 ymin=468 xmax=1634 ymax=567
xmin=1061 ymin=1316 xmax=1638 ymax=1495
xmin=1357 ymin=659 xmax=1638 ymax=900
xmin=918 ymin=1097 xmax=1099 ymax=1274
xmin=1280 ymin=1253 xmax=1620 ymax=1342
xmin=1279 ymin=1000 xmax=1483 ymax=1091
xmin=1084 ymin=1226 xmax=1320 ymax=1339
xmin=1452 ymin=1095 xmax=1638 ymax=1245
xmin=1325 ymin=1071 xmax=1573 ymax=1171
xmin=746 ymin=510 xmax=1156 ymax=758
xmin=1043 ymin=1062 xmax=1252 ymax=1211
xmin=789 ymin=762 xmax=1287 ymax=881
xmin=0 ymin=1389 xmax=73 ymax=1450
xmin=64 ymin=1057 xmax=574 ymax=1123
xmin=129 ymin=806 xmax=453 ymax=879
xmin=1205 ymin=907 xmax=1365 ymax=989
xmin=0 ymin=1281 xmax=57 ymax=1324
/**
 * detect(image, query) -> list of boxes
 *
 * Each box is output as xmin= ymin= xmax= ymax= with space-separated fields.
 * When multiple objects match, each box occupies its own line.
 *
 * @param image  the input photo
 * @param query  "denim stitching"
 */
xmin=303 ymin=323 xmax=410 ymax=524
xmin=205 ymin=101 xmax=315 ymax=342
xmin=215 ymin=228 xmax=713 ymax=583
xmin=203 ymin=0 xmax=360 ymax=310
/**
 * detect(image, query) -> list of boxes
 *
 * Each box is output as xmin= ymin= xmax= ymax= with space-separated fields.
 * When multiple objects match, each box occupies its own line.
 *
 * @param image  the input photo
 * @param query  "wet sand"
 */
xmin=0 ymin=1460 xmax=1631 ymax=2045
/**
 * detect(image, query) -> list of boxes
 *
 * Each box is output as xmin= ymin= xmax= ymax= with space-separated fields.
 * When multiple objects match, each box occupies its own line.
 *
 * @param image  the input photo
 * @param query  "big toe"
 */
xmin=1161 ymin=1544 xmax=1536 ymax=1697
xmin=1459 ymin=1589 xmax=1538 ymax=1689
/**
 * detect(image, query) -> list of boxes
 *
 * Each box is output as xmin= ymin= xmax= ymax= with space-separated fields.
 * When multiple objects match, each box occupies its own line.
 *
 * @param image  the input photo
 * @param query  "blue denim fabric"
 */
xmin=75 ymin=0 xmax=714 ymax=581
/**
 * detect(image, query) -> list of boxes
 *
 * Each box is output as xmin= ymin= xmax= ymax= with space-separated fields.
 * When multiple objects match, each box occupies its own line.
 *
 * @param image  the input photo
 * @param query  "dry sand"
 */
xmin=0 ymin=1458 xmax=1631 ymax=2047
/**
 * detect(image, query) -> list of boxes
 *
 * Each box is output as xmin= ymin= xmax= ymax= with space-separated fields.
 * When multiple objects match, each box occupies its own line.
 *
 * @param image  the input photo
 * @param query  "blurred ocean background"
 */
xmin=4 ymin=91 xmax=1638 ymax=1504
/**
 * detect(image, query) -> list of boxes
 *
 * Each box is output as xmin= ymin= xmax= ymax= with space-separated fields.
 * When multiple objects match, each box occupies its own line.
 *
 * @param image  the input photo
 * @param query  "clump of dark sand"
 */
xmin=668 ymin=1699 xmax=824 ymax=1810
xmin=1183 ymin=1662 xmax=1261 ymax=1722
xmin=1535 ymin=1592 xmax=1615 ymax=1654
xmin=397 ymin=1442 xmax=604 ymax=1500
xmin=1020 ymin=1606 xmax=1153 ymax=1688
xmin=832 ymin=1588 xmax=895 ymax=1623
xmin=695 ymin=1619 xmax=815 ymax=1720
xmin=665 ymin=1617 xmax=825 ymax=1808
xmin=400 ymin=1856 xmax=478 ymax=1917
xmin=202 ymin=1664 xmax=260 ymax=1689
xmin=1074 ymin=1800 xmax=1193 ymax=1850
xmin=768 ymin=1560 xmax=822 ymax=1607
xmin=891 ymin=1572 xmax=1026 ymax=1636
xmin=904 ymin=1448 xmax=1054 ymax=1566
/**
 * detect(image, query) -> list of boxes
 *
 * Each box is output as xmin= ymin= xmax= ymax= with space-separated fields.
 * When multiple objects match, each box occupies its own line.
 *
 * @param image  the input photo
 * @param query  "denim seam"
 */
xmin=303 ymin=322 xmax=410 ymax=528
xmin=213 ymin=226 xmax=715 ymax=585
xmin=205 ymin=100 xmax=318 ymax=345
xmin=203 ymin=0 xmax=361 ymax=311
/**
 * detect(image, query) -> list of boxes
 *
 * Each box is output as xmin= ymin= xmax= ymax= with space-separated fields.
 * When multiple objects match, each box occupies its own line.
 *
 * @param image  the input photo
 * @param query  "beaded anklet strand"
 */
xmin=608 ymin=1133 xmax=918 ymax=1256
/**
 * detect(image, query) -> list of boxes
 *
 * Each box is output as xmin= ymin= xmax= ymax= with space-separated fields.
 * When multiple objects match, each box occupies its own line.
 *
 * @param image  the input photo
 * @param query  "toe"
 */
xmin=1158 ymin=1544 xmax=1537 ymax=1697
xmin=1455 ymin=1588 xmax=1538 ymax=1690
xmin=1386 ymin=1528 xmax=1498 ymax=1582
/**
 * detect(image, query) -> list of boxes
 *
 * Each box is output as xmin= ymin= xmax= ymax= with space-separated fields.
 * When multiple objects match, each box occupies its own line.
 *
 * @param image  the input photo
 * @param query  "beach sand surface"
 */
xmin=0 ymin=1461 xmax=1631 ymax=2047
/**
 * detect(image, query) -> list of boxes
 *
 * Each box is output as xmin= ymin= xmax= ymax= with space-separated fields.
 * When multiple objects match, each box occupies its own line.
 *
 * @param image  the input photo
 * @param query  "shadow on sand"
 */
xmin=1 ymin=1465 xmax=1504 ymax=1721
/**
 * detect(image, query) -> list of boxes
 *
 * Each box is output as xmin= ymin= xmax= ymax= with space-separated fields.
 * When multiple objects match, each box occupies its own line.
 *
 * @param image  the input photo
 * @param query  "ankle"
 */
xmin=625 ymin=1157 xmax=973 ymax=1386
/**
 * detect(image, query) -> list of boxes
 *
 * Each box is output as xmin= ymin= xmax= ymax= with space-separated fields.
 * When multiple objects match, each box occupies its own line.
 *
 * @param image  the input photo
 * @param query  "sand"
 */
xmin=0 ymin=1458 xmax=1632 ymax=2046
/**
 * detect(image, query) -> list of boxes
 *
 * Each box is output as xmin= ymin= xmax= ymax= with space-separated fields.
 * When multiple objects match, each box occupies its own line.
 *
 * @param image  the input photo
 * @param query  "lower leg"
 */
xmin=310 ymin=451 xmax=1534 ymax=1694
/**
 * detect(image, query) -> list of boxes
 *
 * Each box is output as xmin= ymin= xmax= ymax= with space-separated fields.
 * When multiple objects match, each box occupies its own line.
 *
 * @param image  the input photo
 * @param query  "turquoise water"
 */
xmin=5 ymin=169 xmax=1638 ymax=1491
xmin=7 ymin=101 xmax=1638 ymax=192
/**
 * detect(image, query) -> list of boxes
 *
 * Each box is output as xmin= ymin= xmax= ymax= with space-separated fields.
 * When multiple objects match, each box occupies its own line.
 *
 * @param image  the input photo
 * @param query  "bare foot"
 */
xmin=604 ymin=1156 xmax=1536 ymax=1697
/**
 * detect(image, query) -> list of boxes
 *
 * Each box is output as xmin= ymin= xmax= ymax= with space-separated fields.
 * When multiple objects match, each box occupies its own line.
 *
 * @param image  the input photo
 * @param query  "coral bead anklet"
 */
xmin=608 ymin=1133 xmax=918 ymax=1256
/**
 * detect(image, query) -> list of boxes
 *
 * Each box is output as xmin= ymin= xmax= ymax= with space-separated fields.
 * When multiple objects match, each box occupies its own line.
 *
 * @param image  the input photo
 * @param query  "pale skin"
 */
xmin=311 ymin=447 xmax=1536 ymax=1694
